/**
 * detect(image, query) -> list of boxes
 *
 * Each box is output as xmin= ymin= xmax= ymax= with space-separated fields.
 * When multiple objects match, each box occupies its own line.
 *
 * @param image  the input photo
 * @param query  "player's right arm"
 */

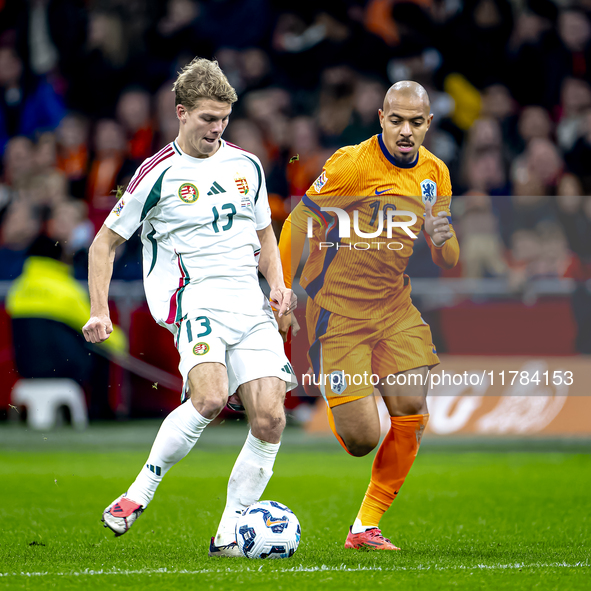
xmin=83 ymin=225 xmax=126 ymax=343
xmin=83 ymin=152 xmax=172 ymax=342
xmin=279 ymin=148 xmax=359 ymax=289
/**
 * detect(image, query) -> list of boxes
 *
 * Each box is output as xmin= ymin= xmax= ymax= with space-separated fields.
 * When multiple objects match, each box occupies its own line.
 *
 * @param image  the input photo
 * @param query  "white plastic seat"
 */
xmin=11 ymin=379 xmax=88 ymax=431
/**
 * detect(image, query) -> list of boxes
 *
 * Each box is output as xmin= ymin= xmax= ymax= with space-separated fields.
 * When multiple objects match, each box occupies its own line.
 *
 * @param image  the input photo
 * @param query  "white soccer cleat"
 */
xmin=208 ymin=536 xmax=243 ymax=557
xmin=102 ymin=494 xmax=144 ymax=537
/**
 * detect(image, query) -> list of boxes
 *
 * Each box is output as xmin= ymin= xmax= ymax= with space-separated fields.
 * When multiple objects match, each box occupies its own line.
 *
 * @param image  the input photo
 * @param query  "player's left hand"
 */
xmin=276 ymin=312 xmax=300 ymax=342
xmin=270 ymin=287 xmax=297 ymax=318
xmin=424 ymin=201 xmax=453 ymax=247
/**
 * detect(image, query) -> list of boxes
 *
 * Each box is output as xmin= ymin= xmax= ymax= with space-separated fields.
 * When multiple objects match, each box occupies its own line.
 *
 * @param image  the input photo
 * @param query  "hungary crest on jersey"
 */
xmin=178 ymin=182 xmax=199 ymax=203
xmin=235 ymin=176 xmax=249 ymax=195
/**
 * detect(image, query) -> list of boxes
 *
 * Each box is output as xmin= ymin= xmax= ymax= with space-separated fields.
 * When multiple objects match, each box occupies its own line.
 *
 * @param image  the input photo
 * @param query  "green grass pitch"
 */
xmin=0 ymin=422 xmax=589 ymax=590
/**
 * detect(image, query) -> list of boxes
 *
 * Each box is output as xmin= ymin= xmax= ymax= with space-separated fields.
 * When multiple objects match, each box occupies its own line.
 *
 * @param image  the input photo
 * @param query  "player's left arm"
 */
xmin=423 ymin=168 xmax=460 ymax=269
xmin=251 ymin=159 xmax=296 ymax=320
xmin=257 ymin=224 xmax=296 ymax=318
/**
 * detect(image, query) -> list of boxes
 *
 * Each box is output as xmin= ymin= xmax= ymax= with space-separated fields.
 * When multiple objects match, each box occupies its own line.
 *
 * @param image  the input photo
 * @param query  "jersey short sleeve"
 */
xmin=104 ymin=164 xmax=169 ymax=240
xmin=305 ymin=149 xmax=360 ymax=209
xmin=254 ymin=169 xmax=272 ymax=230
xmin=438 ymin=164 xmax=452 ymax=198
xmin=431 ymin=163 xmax=452 ymax=216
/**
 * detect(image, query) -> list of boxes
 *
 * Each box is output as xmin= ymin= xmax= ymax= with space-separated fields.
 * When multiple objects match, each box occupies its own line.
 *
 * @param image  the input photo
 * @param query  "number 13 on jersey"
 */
xmin=212 ymin=203 xmax=236 ymax=232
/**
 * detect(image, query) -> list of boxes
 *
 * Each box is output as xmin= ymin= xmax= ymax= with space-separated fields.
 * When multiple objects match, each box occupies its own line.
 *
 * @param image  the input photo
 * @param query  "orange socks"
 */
xmin=355 ymin=414 xmax=429 ymax=529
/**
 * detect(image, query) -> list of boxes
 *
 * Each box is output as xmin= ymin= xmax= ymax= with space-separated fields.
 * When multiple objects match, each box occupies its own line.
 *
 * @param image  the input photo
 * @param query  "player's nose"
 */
xmin=211 ymin=120 xmax=224 ymax=134
xmin=400 ymin=121 xmax=412 ymax=136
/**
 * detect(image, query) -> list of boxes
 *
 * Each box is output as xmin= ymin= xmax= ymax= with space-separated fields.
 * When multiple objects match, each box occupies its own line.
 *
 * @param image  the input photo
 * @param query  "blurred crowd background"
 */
xmin=2 ymin=0 xmax=591 ymax=283
xmin=1 ymin=0 xmax=590 ymax=421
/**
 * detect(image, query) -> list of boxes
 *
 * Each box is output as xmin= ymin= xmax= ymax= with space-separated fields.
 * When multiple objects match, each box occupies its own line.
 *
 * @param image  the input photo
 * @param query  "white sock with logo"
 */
xmin=126 ymin=401 xmax=211 ymax=508
xmin=214 ymin=431 xmax=281 ymax=546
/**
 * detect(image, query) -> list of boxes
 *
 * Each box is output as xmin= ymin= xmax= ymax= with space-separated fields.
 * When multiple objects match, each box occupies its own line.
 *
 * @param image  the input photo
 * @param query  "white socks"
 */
xmin=351 ymin=518 xmax=375 ymax=534
xmin=214 ymin=431 xmax=281 ymax=546
xmin=126 ymin=401 xmax=211 ymax=508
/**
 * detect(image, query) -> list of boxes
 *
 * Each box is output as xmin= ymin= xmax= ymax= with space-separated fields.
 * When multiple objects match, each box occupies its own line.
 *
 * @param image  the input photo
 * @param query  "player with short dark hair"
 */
xmin=279 ymin=81 xmax=459 ymax=550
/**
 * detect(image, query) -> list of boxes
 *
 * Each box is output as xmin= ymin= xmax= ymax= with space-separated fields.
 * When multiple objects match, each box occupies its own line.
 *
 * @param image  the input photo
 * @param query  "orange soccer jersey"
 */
xmin=282 ymin=134 xmax=459 ymax=320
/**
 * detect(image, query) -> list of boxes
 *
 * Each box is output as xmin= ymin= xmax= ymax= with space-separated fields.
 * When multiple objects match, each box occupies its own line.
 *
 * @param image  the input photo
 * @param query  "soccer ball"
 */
xmin=235 ymin=500 xmax=301 ymax=559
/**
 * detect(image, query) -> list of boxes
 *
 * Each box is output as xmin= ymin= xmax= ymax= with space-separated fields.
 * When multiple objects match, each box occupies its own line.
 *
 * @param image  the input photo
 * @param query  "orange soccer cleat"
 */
xmin=344 ymin=527 xmax=400 ymax=550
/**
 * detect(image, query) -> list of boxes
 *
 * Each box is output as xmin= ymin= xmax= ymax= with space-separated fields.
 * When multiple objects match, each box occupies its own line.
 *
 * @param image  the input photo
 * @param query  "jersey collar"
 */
xmin=377 ymin=134 xmax=419 ymax=169
xmin=172 ymin=138 xmax=226 ymax=161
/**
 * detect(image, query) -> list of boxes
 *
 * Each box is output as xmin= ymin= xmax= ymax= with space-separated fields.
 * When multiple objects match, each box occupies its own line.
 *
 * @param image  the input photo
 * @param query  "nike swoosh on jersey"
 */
xmin=375 ymin=188 xmax=395 ymax=195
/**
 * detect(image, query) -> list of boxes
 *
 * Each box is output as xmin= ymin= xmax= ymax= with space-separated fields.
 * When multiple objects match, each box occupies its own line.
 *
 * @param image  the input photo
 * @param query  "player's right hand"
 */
xmin=82 ymin=315 xmax=113 ymax=343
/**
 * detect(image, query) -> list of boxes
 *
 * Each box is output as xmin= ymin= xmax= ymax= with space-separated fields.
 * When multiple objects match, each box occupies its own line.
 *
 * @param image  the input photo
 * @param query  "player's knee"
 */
xmin=343 ymin=433 xmax=380 ymax=457
xmin=250 ymin=411 xmax=286 ymax=441
xmin=390 ymin=395 xmax=427 ymax=417
xmin=191 ymin=392 xmax=228 ymax=419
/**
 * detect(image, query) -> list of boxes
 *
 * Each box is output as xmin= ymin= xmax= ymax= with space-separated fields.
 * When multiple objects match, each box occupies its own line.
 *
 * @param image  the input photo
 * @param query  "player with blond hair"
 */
xmin=279 ymin=81 xmax=459 ymax=550
xmin=84 ymin=57 xmax=297 ymax=556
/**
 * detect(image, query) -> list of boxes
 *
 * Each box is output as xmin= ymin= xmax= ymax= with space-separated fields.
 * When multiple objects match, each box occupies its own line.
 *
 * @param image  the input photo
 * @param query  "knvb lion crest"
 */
xmin=235 ymin=176 xmax=249 ymax=195
xmin=330 ymin=370 xmax=348 ymax=395
xmin=420 ymin=180 xmax=437 ymax=204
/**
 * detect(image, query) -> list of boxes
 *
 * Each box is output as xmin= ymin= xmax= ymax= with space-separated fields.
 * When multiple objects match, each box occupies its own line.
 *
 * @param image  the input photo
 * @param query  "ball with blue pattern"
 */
xmin=235 ymin=500 xmax=301 ymax=559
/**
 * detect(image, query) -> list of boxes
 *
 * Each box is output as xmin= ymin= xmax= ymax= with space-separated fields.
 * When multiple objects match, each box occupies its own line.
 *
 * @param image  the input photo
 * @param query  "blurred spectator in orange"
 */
xmin=0 ymin=45 xmax=65 ymax=154
xmin=456 ymin=194 xmax=507 ymax=278
xmin=56 ymin=113 xmax=89 ymax=199
xmin=86 ymin=119 xmax=125 ymax=230
xmin=285 ymin=116 xmax=327 ymax=199
xmin=116 ymin=88 xmax=154 ymax=162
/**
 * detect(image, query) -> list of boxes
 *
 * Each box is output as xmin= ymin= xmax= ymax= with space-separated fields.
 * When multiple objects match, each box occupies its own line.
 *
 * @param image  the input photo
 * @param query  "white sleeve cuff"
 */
xmin=431 ymin=237 xmax=447 ymax=248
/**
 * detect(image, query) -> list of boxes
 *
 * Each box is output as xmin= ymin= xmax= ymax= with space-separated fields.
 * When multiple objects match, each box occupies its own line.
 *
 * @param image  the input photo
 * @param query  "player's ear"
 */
xmin=176 ymin=104 xmax=186 ymax=122
xmin=425 ymin=113 xmax=434 ymax=130
xmin=378 ymin=109 xmax=384 ymax=130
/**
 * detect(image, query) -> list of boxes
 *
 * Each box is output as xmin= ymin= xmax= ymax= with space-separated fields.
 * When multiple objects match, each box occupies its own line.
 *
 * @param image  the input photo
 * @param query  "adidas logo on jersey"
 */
xmin=207 ymin=182 xmax=226 ymax=195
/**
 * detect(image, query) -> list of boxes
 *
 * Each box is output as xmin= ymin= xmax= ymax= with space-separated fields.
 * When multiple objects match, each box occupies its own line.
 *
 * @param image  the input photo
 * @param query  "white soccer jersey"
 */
xmin=105 ymin=139 xmax=272 ymax=330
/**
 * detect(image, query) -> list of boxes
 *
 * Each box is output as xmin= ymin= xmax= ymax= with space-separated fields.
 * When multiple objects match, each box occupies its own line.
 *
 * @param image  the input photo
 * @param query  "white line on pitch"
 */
xmin=0 ymin=562 xmax=589 ymax=577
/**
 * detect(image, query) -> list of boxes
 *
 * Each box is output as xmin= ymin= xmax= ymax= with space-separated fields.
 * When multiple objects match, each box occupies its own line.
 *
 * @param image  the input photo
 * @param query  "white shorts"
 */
xmin=174 ymin=308 xmax=298 ymax=399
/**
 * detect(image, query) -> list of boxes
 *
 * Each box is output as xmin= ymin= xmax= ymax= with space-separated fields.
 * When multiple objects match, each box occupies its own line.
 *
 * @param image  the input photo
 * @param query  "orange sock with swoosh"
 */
xmin=355 ymin=414 xmax=429 ymax=530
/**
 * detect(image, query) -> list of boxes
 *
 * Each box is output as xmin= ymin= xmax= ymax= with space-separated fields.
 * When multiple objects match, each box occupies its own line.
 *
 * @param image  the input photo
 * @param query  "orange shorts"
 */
xmin=305 ymin=298 xmax=439 ymax=408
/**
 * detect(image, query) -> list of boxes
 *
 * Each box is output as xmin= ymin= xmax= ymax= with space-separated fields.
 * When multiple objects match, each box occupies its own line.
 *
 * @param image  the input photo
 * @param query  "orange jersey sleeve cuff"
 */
xmin=278 ymin=204 xmax=308 ymax=289
xmin=427 ymin=230 xmax=460 ymax=269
